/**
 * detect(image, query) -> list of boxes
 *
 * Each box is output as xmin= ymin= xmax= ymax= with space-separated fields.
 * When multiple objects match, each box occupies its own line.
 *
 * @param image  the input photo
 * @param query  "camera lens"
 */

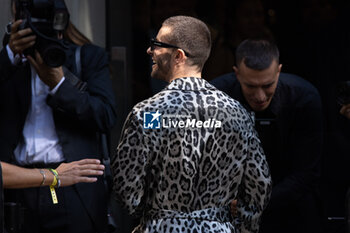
xmin=42 ymin=46 xmax=66 ymax=67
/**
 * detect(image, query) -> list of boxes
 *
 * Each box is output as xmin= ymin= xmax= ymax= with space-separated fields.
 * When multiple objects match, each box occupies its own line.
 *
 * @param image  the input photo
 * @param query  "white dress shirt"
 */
xmin=7 ymin=45 xmax=66 ymax=165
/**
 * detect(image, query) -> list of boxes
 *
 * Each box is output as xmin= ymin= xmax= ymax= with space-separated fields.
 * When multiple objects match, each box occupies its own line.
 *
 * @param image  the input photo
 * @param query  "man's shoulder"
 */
xmin=67 ymin=43 xmax=106 ymax=60
xmin=278 ymin=73 xmax=321 ymax=107
xmin=279 ymin=73 xmax=317 ymax=91
xmin=209 ymin=72 xmax=240 ymax=99
xmin=132 ymin=91 xmax=167 ymax=114
xmin=79 ymin=43 xmax=107 ymax=59
xmin=65 ymin=43 xmax=107 ymax=68
xmin=132 ymin=84 xmax=246 ymax=113
xmin=80 ymin=43 xmax=105 ymax=52
xmin=210 ymin=72 xmax=238 ymax=87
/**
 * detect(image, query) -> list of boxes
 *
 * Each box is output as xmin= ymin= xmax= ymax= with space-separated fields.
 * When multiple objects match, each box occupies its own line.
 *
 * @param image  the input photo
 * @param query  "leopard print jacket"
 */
xmin=112 ymin=77 xmax=272 ymax=233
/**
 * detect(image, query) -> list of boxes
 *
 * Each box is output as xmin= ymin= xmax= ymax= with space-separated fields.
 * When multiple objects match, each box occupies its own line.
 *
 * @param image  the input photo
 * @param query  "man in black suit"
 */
xmin=0 ymin=1 xmax=117 ymax=232
xmin=211 ymin=39 xmax=323 ymax=233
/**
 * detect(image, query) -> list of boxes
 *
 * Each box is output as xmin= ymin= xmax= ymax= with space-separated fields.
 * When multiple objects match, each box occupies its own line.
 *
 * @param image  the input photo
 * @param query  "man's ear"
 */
xmin=233 ymin=65 xmax=239 ymax=74
xmin=278 ymin=64 xmax=282 ymax=73
xmin=174 ymin=49 xmax=186 ymax=64
xmin=233 ymin=65 xmax=243 ymax=83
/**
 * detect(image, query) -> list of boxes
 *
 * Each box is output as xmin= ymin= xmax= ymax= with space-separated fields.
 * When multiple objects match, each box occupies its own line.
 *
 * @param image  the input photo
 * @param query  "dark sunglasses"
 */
xmin=150 ymin=38 xmax=191 ymax=57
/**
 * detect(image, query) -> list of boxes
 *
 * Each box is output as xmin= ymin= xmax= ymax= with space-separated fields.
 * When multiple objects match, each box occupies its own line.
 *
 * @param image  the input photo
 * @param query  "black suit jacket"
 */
xmin=0 ymin=164 xmax=3 ymax=233
xmin=0 ymin=43 xmax=117 ymax=232
xmin=211 ymin=72 xmax=323 ymax=233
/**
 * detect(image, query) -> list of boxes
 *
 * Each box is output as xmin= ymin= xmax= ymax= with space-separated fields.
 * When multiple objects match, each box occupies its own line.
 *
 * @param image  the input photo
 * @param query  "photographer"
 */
xmin=0 ymin=0 xmax=117 ymax=233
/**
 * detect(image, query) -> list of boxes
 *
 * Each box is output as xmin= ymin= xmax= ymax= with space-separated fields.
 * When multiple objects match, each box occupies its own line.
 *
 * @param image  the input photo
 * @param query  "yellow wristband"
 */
xmin=48 ymin=168 xmax=59 ymax=204
xmin=49 ymin=169 xmax=60 ymax=187
xmin=51 ymin=175 xmax=58 ymax=187
xmin=49 ymin=168 xmax=58 ymax=177
xmin=49 ymin=186 xmax=58 ymax=204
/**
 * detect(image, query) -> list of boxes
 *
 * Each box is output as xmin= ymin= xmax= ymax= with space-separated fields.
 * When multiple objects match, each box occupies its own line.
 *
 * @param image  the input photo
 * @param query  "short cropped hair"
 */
xmin=235 ymin=39 xmax=279 ymax=70
xmin=162 ymin=15 xmax=211 ymax=71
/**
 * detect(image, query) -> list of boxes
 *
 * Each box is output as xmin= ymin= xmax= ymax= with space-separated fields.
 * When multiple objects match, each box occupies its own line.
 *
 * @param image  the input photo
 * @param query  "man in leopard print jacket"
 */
xmin=112 ymin=16 xmax=272 ymax=233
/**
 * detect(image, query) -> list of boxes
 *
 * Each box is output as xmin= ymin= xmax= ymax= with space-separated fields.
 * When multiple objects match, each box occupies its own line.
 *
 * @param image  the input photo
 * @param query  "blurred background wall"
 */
xmin=0 ymin=0 xmax=105 ymax=47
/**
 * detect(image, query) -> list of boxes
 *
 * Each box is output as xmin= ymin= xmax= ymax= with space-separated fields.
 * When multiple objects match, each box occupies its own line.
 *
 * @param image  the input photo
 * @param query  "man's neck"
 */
xmin=167 ymin=66 xmax=201 ymax=83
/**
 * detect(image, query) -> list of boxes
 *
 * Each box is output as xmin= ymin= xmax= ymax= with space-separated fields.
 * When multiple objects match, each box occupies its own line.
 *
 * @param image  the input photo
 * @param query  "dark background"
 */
xmin=1 ymin=0 xmax=348 ymax=232
xmin=109 ymin=0 xmax=350 ymax=232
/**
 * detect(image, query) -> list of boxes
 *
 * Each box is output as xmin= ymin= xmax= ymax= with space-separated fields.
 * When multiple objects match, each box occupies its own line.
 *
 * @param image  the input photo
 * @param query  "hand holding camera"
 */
xmin=8 ymin=19 xmax=36 ymax=56
xmin=9 ymin=0 xmax=70 ymax=67
xmin=9 ymin=19 xmax=64 ymax=89
xmin=340 ymin=104 xmax=350 ymax=120
xmin=27 ymin=50 xmax=64 ymax=89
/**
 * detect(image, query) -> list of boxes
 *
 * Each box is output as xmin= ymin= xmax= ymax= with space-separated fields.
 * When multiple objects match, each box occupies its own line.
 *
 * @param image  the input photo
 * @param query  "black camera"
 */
xmin=15 ymin=0 xmax=70 ymax=67
xmin=335 ymin=81 xmax=350 ymax=105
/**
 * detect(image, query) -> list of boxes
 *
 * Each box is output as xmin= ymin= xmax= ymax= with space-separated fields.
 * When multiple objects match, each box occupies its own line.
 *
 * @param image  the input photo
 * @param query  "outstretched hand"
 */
xmin=56 ymin=159 xmax=105 ymax=187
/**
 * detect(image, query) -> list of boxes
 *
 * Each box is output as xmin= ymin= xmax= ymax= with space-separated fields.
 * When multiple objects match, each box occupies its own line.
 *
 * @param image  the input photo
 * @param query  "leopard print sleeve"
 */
xmin=111 ymin=109 xmax=151 ymax=217
xmin=235 ymin=132 xmax=272 ymax=233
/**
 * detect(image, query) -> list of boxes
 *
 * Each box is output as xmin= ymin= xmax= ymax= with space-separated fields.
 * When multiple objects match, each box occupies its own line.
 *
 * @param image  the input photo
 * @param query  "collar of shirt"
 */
xmin=165 ymin=77 xmax=217 ymax=92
